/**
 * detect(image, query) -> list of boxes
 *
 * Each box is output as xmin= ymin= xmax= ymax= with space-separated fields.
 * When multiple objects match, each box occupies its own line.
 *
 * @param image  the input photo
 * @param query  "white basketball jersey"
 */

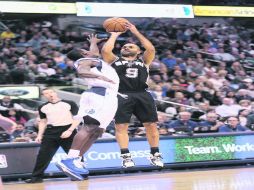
xmin=74 ymin=58 xmax=119 ymax=95
xmin=74 ymin=58 xmax=119 ymax=129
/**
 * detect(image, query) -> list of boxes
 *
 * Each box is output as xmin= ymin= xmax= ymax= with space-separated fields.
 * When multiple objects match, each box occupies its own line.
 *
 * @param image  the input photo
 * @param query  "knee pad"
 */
xmin=83 ymin=115 xmax=100 ymax=125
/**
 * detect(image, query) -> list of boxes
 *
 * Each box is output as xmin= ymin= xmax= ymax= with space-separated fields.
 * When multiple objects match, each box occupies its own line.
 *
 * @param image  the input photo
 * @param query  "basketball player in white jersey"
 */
xmin=56 ymin=34 xmax=119 ymax=181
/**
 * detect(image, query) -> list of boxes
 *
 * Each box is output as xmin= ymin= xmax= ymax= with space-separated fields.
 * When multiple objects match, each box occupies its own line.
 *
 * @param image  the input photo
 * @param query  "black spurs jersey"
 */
xmin=112 ymin=57 xmax=149 ymax=92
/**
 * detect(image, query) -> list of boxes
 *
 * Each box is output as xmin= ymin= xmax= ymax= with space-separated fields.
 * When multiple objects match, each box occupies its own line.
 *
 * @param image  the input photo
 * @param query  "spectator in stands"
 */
xmin=235 ymin=89 xmax=253 ymax=103
xmin=186 ymin=59 xmax=204 ymax=75
xmin=191 ymin=102 xmax=212 ymax=121
xmin=196 ymin=83 xmax=213 ymax=100
xmin=166 ymin=83 xmax=182 ymax=98
xmin=7 ymin=108 xmax=27 ymax=125
xmin=189 ymin=92 xmax=209 ymax=107
xmin=158 ymin=63 xmax=169 ymax=82
xmin=239 ymin=99 xmax=252 ymax=110
xmin=240 ymin=78 xmax=254 ymax=91
xmin=46 ymin=34 xmax=62 ymax=48
xmin=0 ymin=61 xmax=10 ymax=84
xmin=218 ymin=116 xmax=249 ymax=132
xmin=227 ymin=61 xmax=244 ymax=76
xmin=203 ymin=61 xmax=216 ymax=74
xmin=11 ymin=123 xmax=25 ymax=139
xmin=213 ymin=47 xmax=236 ymax=62
xmin=132 ymin=127 xmax=146 ymax=138
xmin=209 ymin=91 xmax=223 ymax=106
xmin=157 ymin=111 xmax=172 ymax=129
xmin=9 ymin=60 xmax=30 ymax=84
xmin=0 ymin=28 xmax=16 ymax=39
xmin=25 ymin=115 xmax=40 ymax=133
xmin=37 ymin=63 xmax=56 ymax=76
xmin=158 ymin=127 xmax=169 ymax=136
xmin=27 ymin=33 xmax=46 ymax=49
xmin=0 ymin=114 xmax=17 ymax=134
xmin=226 ymin=91 xmax=236 ymax=99
xmin=234 ymin=70 xmax=248 ymax=84
xmin=169 ymin=69 xmax=184 ymax=82
xmin=161 ymin=50 xmax=177 ymax=70
xmin=149 ymin=85 xmax=164 ymax=101
xmin=238 ymin=109 xmax=250 ymax=127
xmin=246 ymin=113 xmax=254 ymax=130
xmin=0 ymin=96 xmax=15 ymax=117
xmin=0 ymin=96 xmax=14 ymax=112
xmin=207 ymin=73 xmax=226 ymax=91
xmin=187 ymin=77 xmax=205 ymax=93
xmin=171 ymin=92 xmax=190 ymax=106
xmin=198 ymin=112 xmax=224 ymax=132
xmin=168 ymin=111 xmax=198 ymax=131
xmin=215 ymin=98 xmax=241 ymax=118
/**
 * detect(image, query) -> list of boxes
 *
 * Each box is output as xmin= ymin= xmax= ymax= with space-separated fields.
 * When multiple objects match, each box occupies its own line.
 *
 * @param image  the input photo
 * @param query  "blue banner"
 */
xmin=45 ymin=134 xmax=254 ymax=173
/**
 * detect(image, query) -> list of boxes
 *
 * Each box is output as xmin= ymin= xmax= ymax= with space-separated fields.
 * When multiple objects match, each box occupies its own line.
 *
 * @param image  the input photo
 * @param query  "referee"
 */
xmin=25 ymin=88 xmax=80 ymax=183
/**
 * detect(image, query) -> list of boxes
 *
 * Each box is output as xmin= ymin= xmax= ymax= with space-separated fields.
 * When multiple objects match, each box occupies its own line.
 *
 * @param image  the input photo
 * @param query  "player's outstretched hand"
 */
xmin=88 ymin=33 xmax=106 ymax=44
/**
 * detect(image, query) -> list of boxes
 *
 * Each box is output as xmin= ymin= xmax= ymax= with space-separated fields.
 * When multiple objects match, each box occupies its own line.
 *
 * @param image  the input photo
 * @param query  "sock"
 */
xmin=150 ymin=147 xmax=159 ymax=155
xmin=120 ymin=148 xmax=130 ymax=154
xmin=67 ymin=149 xmax=80 ymax=158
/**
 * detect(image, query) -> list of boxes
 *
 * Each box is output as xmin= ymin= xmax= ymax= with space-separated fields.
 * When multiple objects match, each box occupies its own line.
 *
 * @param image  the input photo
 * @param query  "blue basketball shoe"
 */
xmin=56 ymin=157 xmax=89 ymax=181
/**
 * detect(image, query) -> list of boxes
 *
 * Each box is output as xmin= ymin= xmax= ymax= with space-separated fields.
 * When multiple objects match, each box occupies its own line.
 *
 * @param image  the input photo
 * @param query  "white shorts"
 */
xmin=75 ymin=91 xmax=118 ymax=130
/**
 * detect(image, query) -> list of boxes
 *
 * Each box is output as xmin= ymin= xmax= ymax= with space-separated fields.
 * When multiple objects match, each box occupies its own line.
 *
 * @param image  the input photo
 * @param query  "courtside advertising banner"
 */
xmin=45 ymin=134 xmax=254 ymax=173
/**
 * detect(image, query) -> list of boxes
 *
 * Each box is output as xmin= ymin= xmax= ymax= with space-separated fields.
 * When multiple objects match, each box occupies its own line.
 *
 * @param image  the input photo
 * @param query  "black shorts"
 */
xmin=115 ymin=91 xmax=158 ymax=124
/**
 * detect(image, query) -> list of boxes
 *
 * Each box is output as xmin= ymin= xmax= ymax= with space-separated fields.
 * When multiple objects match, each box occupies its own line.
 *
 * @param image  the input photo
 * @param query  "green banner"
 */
xmin=175 ymin=136 xmax=235 ymax=162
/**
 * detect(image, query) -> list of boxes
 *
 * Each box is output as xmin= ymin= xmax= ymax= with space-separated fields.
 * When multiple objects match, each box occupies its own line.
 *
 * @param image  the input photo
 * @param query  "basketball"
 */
xmin=103 ymin=17 xmax=129 ymax=32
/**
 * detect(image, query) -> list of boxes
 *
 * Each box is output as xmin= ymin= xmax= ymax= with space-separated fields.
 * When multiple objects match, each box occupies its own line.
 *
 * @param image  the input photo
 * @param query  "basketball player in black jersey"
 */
xmin=102 ymin=22 xmax=163 ymax=168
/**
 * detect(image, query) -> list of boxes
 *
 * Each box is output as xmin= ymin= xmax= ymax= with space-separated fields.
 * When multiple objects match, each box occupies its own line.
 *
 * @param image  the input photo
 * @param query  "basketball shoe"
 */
xmin=149 ymin=152 xmax=164 ymax=167
xmin=120 ymin=153 xmax=135 ymax=168
xmin=56 ymin=157 xmax=89 ymax=181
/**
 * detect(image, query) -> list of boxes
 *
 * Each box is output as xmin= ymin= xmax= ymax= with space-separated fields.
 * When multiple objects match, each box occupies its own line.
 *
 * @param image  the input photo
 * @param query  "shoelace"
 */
xmin=155 ymin=155 xmax=163 ymax=159
xmin=150 ymin=154 xmax=163 ymax=161
xmin=125 ymin=157 xmax=133 ymax=162
xmin=121 ymin=155 xmax=133 ymax=162
xmin=154 ymin=153 xmax=163 ymax=158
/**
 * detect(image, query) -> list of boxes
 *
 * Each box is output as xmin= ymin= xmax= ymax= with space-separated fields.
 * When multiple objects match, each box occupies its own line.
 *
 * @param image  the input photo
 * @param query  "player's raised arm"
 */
xmin=77 ymin=59 xmax=115 ymax=83
xmin=88 ymin=33 xmax=107 ymax=57
xmin=87 ymin=34 xmax=100 ymax=57
xmin=125 ymin=22 xmax=155 ymax=65
xmin=101 ymin=32 xmax=121 ymax=64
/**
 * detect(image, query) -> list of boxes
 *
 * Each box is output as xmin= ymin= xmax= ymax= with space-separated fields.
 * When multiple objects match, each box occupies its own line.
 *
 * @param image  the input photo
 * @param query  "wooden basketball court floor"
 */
xmin=2 ymin=167 xmax=254 ymax=190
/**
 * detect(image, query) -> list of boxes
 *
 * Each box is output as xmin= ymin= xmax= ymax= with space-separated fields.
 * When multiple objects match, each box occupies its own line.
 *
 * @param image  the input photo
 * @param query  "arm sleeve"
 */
xmin=65 ymin=100 xmax=79 ymax=115
xmin=38 ymin=104 xmax=47 ymax=119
